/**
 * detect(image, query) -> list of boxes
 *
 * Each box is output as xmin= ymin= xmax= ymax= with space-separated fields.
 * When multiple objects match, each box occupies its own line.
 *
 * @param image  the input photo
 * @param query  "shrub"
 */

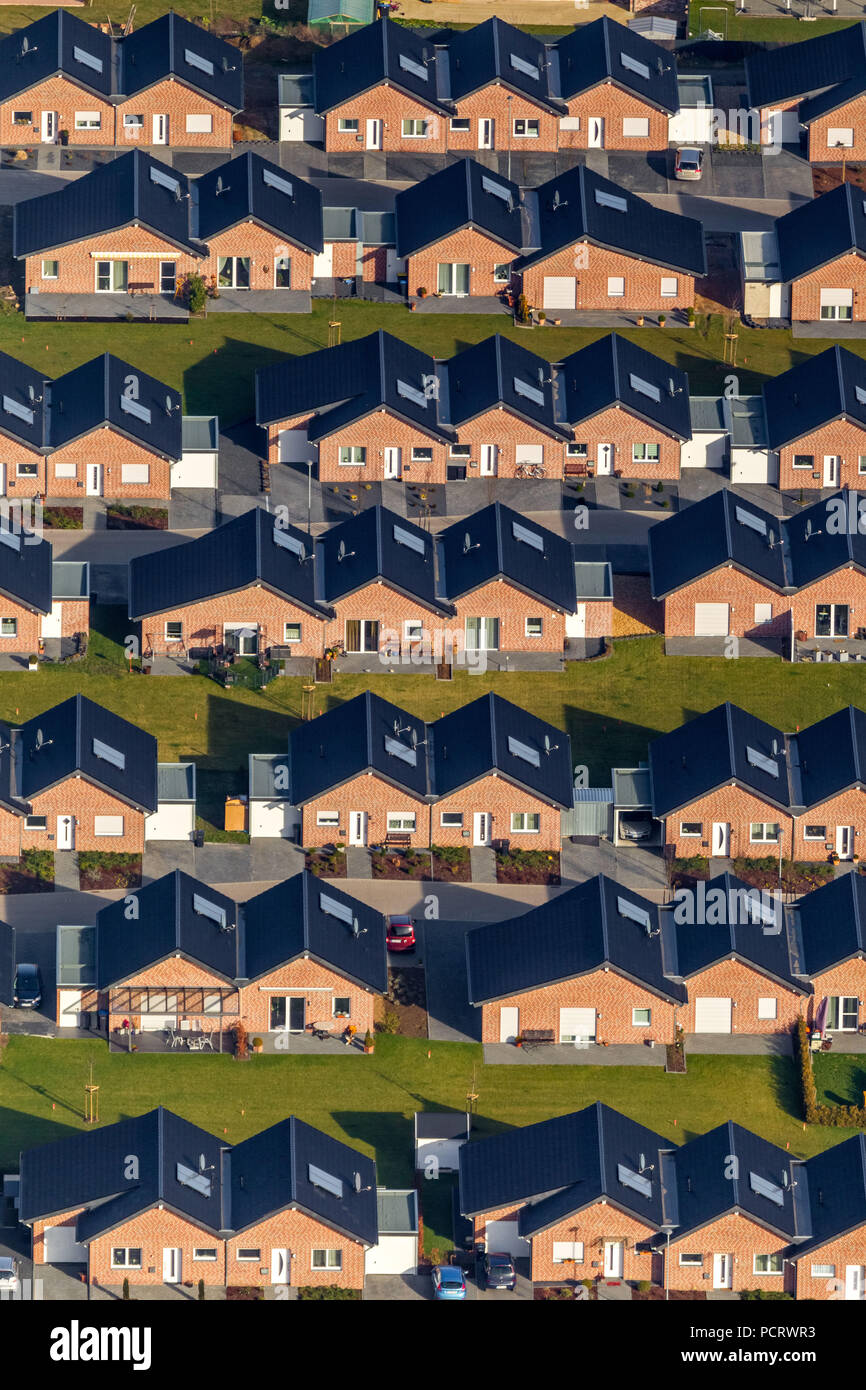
xmin=233 ymin=1021 xmax=249 ymax=1059
xmin=122 ymin=1277 xmax=130 ymax=1300
xmin=636 ymin=1280 xmax=652 ymax=1294
xmin=181 ymin=273 xmax=208 ymax=314
xmin=197 ymin=1279 xmax=205 ymax=1301
xmin=379 ymin=1010 xmax=400 ymax=1035
xmin=516 ymin=293 xmax=530 ymax=324
xmin=296 ymin=1286 xmax=361 ymax=1300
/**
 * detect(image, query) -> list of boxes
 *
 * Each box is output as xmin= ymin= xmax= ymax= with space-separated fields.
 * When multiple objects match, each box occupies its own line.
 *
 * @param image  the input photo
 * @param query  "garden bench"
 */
xmin=521 ymin=1028 xmax=555 ymax=1046
xmin=385 ymin=832 xmax=412 ymax=848
xmin=564 ymin=461 xmax=590 ymax=477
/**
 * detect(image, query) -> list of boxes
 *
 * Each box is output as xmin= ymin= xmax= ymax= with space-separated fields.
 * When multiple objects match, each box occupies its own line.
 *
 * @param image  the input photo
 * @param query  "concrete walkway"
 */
xmin=52 ymin=852 xmax=79 ymax=892
xmin=686 ymin=1033 xmax=794 ymax=1055
xmin=344 ymin=847 xmax=372 ymax=879
xmin=483 ymin=1041 xmax=666 ymax=1065
xmin=469 ymin=848 xmax=497 ymax=884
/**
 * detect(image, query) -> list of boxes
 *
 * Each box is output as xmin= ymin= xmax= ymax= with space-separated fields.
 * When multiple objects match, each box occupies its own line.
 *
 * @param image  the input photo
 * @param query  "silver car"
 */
xmin=675 ymin=147 xmax=704 ymax=181
xmin=0 ymin=1256 xmax=20 ymax=1294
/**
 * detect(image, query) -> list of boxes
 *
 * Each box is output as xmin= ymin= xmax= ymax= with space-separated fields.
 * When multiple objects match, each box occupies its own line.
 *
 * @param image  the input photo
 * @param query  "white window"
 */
xmin=661 ymin=276 xmax=678 ymax=297
xmin=493 ymin=263 xmax=510 ymax=283
xmin=402 ymin=118 xmax=428 ymax=137
xmin=819 ymin=288 xmax=853 ymax=320
xmin=311 ymin=1249 xmax=342 ymax=1270
xmin=284 ymin=622 xmax=302 ymax=643
xmin=165 ymin=621 xmax=182 ymax=642
xmin=440 ymin=811 xmax=463 ymax=828
xmin=525 ymin=617 xmax=543 ymax=638
xmin=111 ymin=1248 xmax=142 ymax=1268
xmin=757 ymin=997 xmax=777 ymax=1020
xmin=511 ymin=812 xmax=540 ymax=833
xmin=632 ymin=1007 xmax=651 ymax=1027
xmin=387 ymin=813 xmax=416 ymax=832
xmin=411 ymin=447 xmax=432 ymax=462
xmin=123 ymin=113 xmax=144 ymax=128
xmin=403 ymin=620 xmax=423 ymax=643
xmin=0 ymin=617 xmax=17 ymax=637
xmin=96 ymin=260 xmax=128 ymax=292
xmin=236 ymin=1249 xmax=260 ymax=1262
xmin=75 ymin=111 xmax=101 ymax=130
xmin=552 ymin=1241 xmax=584 ymax=1264
xmin=513 ymin=119 xmax=539 ymax=137
xmin=792 ymin=454 xmax=814 ymax=470
xmin=811 ymin=1263 xmax=835 ymax=1278
xmin=16 ymin=462 xmax=38 ymax=477
xmin=754 ymin=603 xmax=772 ymax=624
xmin=24 ymin=815 xmax=47 ymax=831
xmin=680 ymin=822 xmax=702 ymax=837
xmin=450 ymin=444 xmax=471 ymax=458
xmin=193 ymin=1249 xmax=217 ymax=1261
xmin=607 ymin=276 xmax=625 ymax=298
xmin=54 ymin=462 xmax=76 ymax=479
xmin=679 ymin=1253 xmax=703 ymax=1266
xmin=12 ymin=111 xmax=32 ymax=127
xmin=338 ymin=446 xmax=366 ymax=465
xmin=567 ymin=443 xmax=588 ymax=457
xmin=827 ymin=127 xmax=854 ymax=147
xmin=623 ymin=117 xmax=650 ymax=138
xmin=42 ymin=260 xmax=58 ymax=279
xmin=753 ymin=1253 xmax=783 ymax=1275
xmin=633 ymin=443 xmax=660 ymax=462
xmin=337 ymin=118 xmax=358 ymax=133
xmin=95 ymin=816 xmax=124 ymax=837
xmin=803 ymin=825 xmax=826 ymax=841
xmin=121 ymin=463 xmax=150 ymax=485
xmin=316 ymin=811 xmax=339 ymax=827
xmin=559 ymin=116 xmax=581 ymax=131
xmin=186 ymin=114 xmax=213 ymax=134
xmin=750 ymin=822 xmax=779 ymax=843
xmin=450 ymin=118 xmax=470 ymax=132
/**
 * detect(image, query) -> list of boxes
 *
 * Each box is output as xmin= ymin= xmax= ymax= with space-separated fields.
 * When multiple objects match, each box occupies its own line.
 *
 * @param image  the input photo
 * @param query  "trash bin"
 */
xmin=193 ymin=829 xmax=204 ymax=848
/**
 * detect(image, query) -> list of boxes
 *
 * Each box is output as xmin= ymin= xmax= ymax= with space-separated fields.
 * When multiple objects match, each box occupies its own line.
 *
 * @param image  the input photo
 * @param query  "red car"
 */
xmin=386 ymin=914 xmax=416 ymax=952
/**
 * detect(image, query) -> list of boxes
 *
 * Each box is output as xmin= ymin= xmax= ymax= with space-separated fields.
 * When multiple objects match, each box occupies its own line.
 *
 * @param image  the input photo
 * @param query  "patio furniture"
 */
xmin=165 ymin=1025 xmax=182 ymax=1049
xmin=311 ymin=1021 xmax=332 ymax=1040
xmin=187 ymin=1035 xmax=206 ymax=1052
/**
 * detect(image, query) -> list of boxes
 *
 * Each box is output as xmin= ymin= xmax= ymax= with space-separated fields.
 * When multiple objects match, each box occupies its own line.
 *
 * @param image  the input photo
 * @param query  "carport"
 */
xmin=611 ymin=766 xmax=662 ymax=848
xmin=364 ymin=1190 xmax=419 ymax=1276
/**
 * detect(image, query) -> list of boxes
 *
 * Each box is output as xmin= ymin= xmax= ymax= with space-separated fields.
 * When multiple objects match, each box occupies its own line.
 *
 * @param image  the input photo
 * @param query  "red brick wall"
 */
xmin=0 ymin=595 xmax=86 ymax=653
xmin=448 ymin=580 xmax=565 ymax=652
xmin=520 ymin=244 xmax=695 ymax=313
xmin=679 ymin=960 xmax=804 ymax=1035
xmin=48 ymin=428 xmax=173 ymax=500
xmin=791 ymin=251 xmax=866 ymax=323
xmin=559 ymin=86 xmax=669 ymax=152
xmin=668 ymin=1214 xmax=791 ymax=1293
xmin=114 ymin=84 xmax=233 ymax=149
xmin=225 ymin=1208 xmax=367 ymax=1288
xmin=777 ymin=418 xmax=866 ymax=492
xmin=25 ymin=224 xmax=203 ymax=297
xmin=407 ymin=227 xmax=515 ymax=299
xmin=432 ymin=773 xmax=561 ymax=851
xmin=471 ymin=1201 xmax=656 ymax=1283
xmin=238 ymin=958 xmax=376 ymax=1036
xmin=26 ymin=781 xmax=145 ymax=854
xmin=663 ymin=566 xmax=866 ymax=640
xmin=0 ymin=79 xmax=114 ymax=146
xmin=302 ymin=773 xmax=430 ymax=849
xmin=662 ymin=786 xmax=793 ymax=860
xmin=445 ymin=86 xmax=560 ymax=153
xmin=478 ymin=968 xmax=676 ymax=1044
xmin=327 ymin=582 xmax=447 ymax=657
xmin=141 ymin=585 xmax=326 ymax=658
xmin=794 ymin=789 xmax=866 ymax=862
xmin=807 ymin=960 xmax=866 ymax=1029
xmin=324 ymin=88 xmax=448 ymax=153
xmin=794 ymin=1229 xmax=866 ymax=1299
xmin=566 ymin=405 xmax=681 ymax=479
xmin=203 ymin=224 xmax=314 ymax=294
xmin=806 ymin=94 xmax=866 ymax=163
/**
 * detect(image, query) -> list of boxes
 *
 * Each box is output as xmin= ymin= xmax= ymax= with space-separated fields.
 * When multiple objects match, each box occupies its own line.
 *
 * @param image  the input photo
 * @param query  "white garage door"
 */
xmin=560 ymin=1007 xmax=596 ymax=1042
xmin=766 ymin=109 xmax=800 ymax=145
xmin=365 ymin=1234 xmax=418 ymax=1275
xmin=543 ymin=276 xmax=576 ymax=310
xmin=278 ymin=428 xmax=314 ymax=464
xmin=486 ymin=1219 xmax=531 ymax=1259
xmin=171 ymin=452 xmax=218 ymax=488
xmin=694 ymin=997 xmax=732 ymax=1033
xmin=57 ymin=989 xmax=82 ymax=1026
xmin=694 ymin=603 xmax=729 ymax=637
xmin=44 ymin=1224 xmax=87 ymax=1263
xmin=144 ymin=802 xmax=195 ymax=842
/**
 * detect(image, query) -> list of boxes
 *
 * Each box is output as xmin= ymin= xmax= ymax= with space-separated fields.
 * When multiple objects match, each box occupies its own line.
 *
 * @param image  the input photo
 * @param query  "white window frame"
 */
xmin=193 ymin=1249 xmax=217 ymax=1262
xmin=316 ymin=811 xmax=340 ymax=827
xmin=827 ymin=127 xmax=854 ymax=148
xmin=567 ymin=443 xmax=588 ymax=457
xmin=513 ymin=118 xmax=540 ymax=138
xmin=236 ymin=1249 xmax=261 ymax=1262
xmin=754 ymin=603 xmax=773 ymax=624
xmin=186 ymin=113 xmax=213 ymax=134
xmin=493 ymin=263 xmax=510 ymax=283
xmin=284 ymin=622 xmax=302 ymax=643
xmin=401 ymin=118 xmax=429 ymax=138
xmin=440 ymin=811 xmax=463 ymax=828
xmin=449 ymin=117 xmax=470 ymax=132
xmin=750 ymin=822 xmax=779 ymax=843
xmin=41 ymin=259 xmax=58 ymax=280
xmin=679 ymin=1253 xmax=703 ymax=1267
xmin=632 ymin=1007 xmax=651 ymax=1027
xmin=607 ymin=276 xmax=625 ymax=298
xmin=121 ymin=463 xmax=149 ymax=485
xmin=411 ymin=447 xmax=433 ymax=462
xmin=16 ymin=462 xmax=38 ymax=478
xmin=311 ymin=1248 xmax=342 ymax=1269
xmin=111 ymin=1248 xmax=143 ymax=1269
xmin=757 ymin=997 xmax=777 ymax=1020
xmin=337 ymin=118 xmax=359 ymax=133
xmin=0 ymin=617 xmax=17 ymax=637
xmin=511 ymin=812 xmax=540 ymax=833
xmin=75 ymin=111 xmax=101 ymax=130
xmin=552 ymin=1241 xmax=584 ymax=1264
xmin=633 ymin=443 xmax=660 ymax=462
xmin=753 ymin=1253 xmax=783 ymax=1276
xmin=525 ymin=617 xmax=543 ymax=638
xmin=54 ymin=462 xmax=76 ymax=479
xmin=803 ymin=824 xmax=826 ymax=841
xmin=660 ymin=276 xmax=678 ymax=298
xmin=24 ymin=815 xmax=47 ymax=831
xmin=623 ymin=116 xmax=650 ymax=138
xmin=332 ymin=996 xmax=351 ymax=1017
xmin=12 ymin=111 xmax=33 ymax=127
xmin=165 ymin=621 xmax=183 ymax=642
xmin=680 ymin=822 xmax=702 ymax=837
xmin=123 ymin=113 xmax=144 ymax=128
xmin=94 ymin=816 xmax=124 ymax=837
xmin=811 ymin=1263 xmax=835 ymax=1279
xmin=387 ymin=812 xmax=417 ymax=833
xmin=338 ymin=445 xmax=366 ymax=465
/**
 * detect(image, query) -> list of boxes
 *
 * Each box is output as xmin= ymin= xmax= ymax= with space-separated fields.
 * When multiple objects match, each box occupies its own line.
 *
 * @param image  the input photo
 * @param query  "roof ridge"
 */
xmin=301 ymin=870 xmax=311 ymax=954
xmin=846 ymin=179 xmax=857 ymax=250
xmin=610 ymin=333 xmax=621 ymax=403
xmin=492 ymin=14 xmax=501 ymax=76
xmin=578 ymin=164 xmax=588 ymax=238
xmin=721 ymin=487 xmax=734 ymax=560
xmin=598 ymin=874 xmax=611 ymax=962
xmin=174 ymin=869 xmax=182 ymax=953
xmin=850 ymin=703 xmax=862 ymax=788
xmin=465 ymin=157 xmax=473 ymax=224
xmin=255 ymin=503 xmax=263 ymax=579
xmin=602 ymin=13 xmax=612 ymax=75
xmin=724 ymin=701 xmax=738 ymax=782
xmin=595 ymin=1100 xmax=606 ymax=1192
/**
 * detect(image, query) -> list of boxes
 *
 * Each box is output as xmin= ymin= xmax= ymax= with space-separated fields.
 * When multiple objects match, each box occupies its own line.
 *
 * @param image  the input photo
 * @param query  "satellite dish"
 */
xmin=351 ymin=918 xmax=359 ymax=938
xmin=221 ymin=55 xmax=237 ymax=72
xmin=338 ymin=539 xmax=346 ymax=561
xmin=639 ymin=1153 xmax=646 ymax=1172
xmin=215 ymin=175 xmax=225 ymax=196
xmin=21 ymin=35 xmax=29 ymax=54
xmin=165 ymin=394 xmax=174 ymax=416
xmin=781 ymin=1171 xmax=789 ymax=1187
xmin=410 ymin=728 xmax=418 ymax=748
xmin=462 ymin=531 xmax=480 ymax=554
xmin=804 ymin=519 xmax=812 ymax=540
xmin=353 ymin=1171 xmax=362 ymax=1193
xmin=199 ymin=1153 xmax=207 ymax=1172
xmin=35 ymin=728 xmax=48 ymax=749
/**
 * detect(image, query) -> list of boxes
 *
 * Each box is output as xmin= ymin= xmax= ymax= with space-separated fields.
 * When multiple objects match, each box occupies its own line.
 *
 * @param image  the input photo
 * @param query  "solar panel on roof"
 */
xmin=595 ymin=189 xmax=627 ymax=212
xmin=747 ymin=745 xmax=779 ymax=778
xmin=856 ymin=386 xmax=866 ymax=406
xmin=617 ymin=896 xmax=651 ymax=929
xmin=513 ymin=377 xmax=544 ymax=406
xmin=3 ymin=396 xmax=34 ymax=425
xmin=384 ymin=735 xmax=417 ymax=765
xmin=185 ymin=48 xmax=215 ymax=76
xmin=735 ymin=506 xmax=767 ymax=537
xmin=0 ymin=529 xmax=21 ymax=553
xmin=150 ymin=166 xmax=180 ymax=195
xmin=393 ymin=524 xmax=425 ymax=555
xmin=320 ymin=892 xmax=354 ymax=925
xmin=263 ymin=167 xmax=294 ymax=198
xmin=482 ymin=176 xmax=514 ymax=208
xmin=193 ymin=894 xmax=227 ymax=927
xmin=750 ymin=1171 xmax=784 ymax=1207
xmin=397 ymin=379 xmax=428 ymax=408
xmin=176 ymin=1163 xmax=212 ymax=1197
xmin=621 ymin=52 xmax=650 ymax=80
xmin=399 ymin=52 xmax=429 ymax=81
xmin=617 ymin=1163 xmax=653 ymax=1198
xmin=629 ymin=373 xmax=661 ymax=403
xmin=510 ymin=53 xmax=540 ymax=80
xmin=308 ymin=1163 xmax=343 ymax=1199
xmin=120 ymin=395 xmax=152 ymax=425
xmin=74 ymin=45 xmax=103 ymax=74
xmin=512 ymin=520 xmax=543 ymax=552
xmin=273 ymin=526 xmax=306 ymax=558
xmin=507 ymin=735 xmax=540 ymax=768
xmin=93 ymin=738 xmax=125 ymax=771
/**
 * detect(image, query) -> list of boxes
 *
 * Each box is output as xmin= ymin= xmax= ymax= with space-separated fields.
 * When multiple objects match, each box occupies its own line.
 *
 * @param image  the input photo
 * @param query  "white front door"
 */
xmin=270 ymin=1248 xmax=291 ymax=1285
xmin=349 ymin=812 xmax=367 ymax=846
xmin=0 ymin=463 xmax=6 ymax=496
xmin=56 ymin=815 xmax=74 ymax=851
xmin=41 ymin=111 xmax=56 ymax=143
xmin=473 ymin=812 xmax=492 ymax=846
xmin=40 ymin=603 xmax=63 ymax=639
xmin=478 ymin=118 xmax=494 ymax=149
xmin=713 ymin=1253 xmax=733 ymax=1290
xmin=57 ymin=989 xmax=83 ymax=1027
xmin=823 ymin=455 xmax=840 ymax=487
xmin=163 ymin=1248 xmax=181 ymax=1284
xmin=86 ymin=465 xmax=104 ymax=497
xmin=499 ymin=1006 xmax=519 ymax=1043
xmin=711 ymin=822 xmax=730 ymax=857
xmin=565 ymin=605 xmax=586 ymax=638
xmin=588 ymin=117 xmax=604 ymax=148
xmin=366 ymin=118 xmax=383 ymax=150
xmin=152 ymin=114 xmax=168 ymax=145
xmin=837 ymin=825 xmax=855 ymax=860
xmin=384 ymin=447 xmax=402 ymax=480
xmin=312 ymin=243 xmax=334 ymax=278
xmin=846 ymin=1265 xmax=865 ymax=1300
xmin=596 ymin=443 xmax=613 ymax=475
xmin=479 ymin=444 xmax=498 ymax=476
xmin=603 ymin=1241 xmax=623 ymax=1278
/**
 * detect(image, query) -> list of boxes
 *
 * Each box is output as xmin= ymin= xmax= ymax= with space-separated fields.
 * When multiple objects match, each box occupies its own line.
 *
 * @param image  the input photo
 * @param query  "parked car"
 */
xmin=674 ymin=147 xmax=704 ymax=181
xmin=619 ymin=814 xmax=654 ymax=842
xmin=431 ymin=1264 xmax=466 ymax=1300
xmin=0 ymin=1256 xmax=20 ymax=1293
xmin=12 ymin=963 xmax=42 ymax=1009
xmin=386 ymin=914 xmax=416 ymax=952
xmin=477 ymin=1251 xmax=517 ymax=1290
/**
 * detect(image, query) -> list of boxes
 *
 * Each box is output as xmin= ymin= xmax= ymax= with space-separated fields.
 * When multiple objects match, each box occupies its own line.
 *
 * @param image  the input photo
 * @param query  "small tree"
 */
xmin=181 ymin=273 xmax=208 ymax=315
xmin=122 ymin=1277 xmax=130 ymax=1300
xmin=516 ymin=293 xmax=530 ymax=324
xmin=198 ymin=1278 xmax=206 ymax=1301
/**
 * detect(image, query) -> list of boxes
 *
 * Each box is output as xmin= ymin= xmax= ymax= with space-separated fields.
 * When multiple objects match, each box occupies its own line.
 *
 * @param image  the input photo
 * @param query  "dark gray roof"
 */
xmin=255 ymin=331 xmax=445 ymax=443
xmin=129 ymin=507 xmax=326 ymax=621
xmin=560 ymin=333 xmax=692 ymax=440
xmin=47 ymin=353 xmax=182 ymax=459
xmin=278 ymin=70 xmax=315 ymax=106
xmin=196 ymin=153 xmax=323 ymax=253
xmin=466 ymin=874 xmax=686 ymax=1004
xmin=746 ymin=22 xmax=866 ymax=113
xmin=156 ymin=762 xmax=195 ymax=801
xmin=792 ymin=871 xmax=866 ymax=977
xmin=377 ymin=1188 xmax=417 ymax=1234
xmin=431 ymin=692 xmax=573 ymax=808
xmin=0 ymin=351 xmax=48 ymax=452
xmin=668 ymin=1121 xmax=807 ymax=1243
xmin=648 ymin=490 xmax=786 ymax=598
xmin=649 ymin=703 xmax=791 ymax=818
xmin=517 ymin=164 xmax=706 ymax=276
xmin=785 ymin=490 xmax=866 ymax=588
xmin=97 ymin=871 xmax=239 ymax=989
xmin=415 ymin=1111 xmax=469 ymax=1140
xmin=763 ymin=346 xmax=866 ymax=449
xmin=0 ymin=529 xmax=52 ymax=616
xmin=14 ymin=149 xmax=203 ymax=259
xmin=438 ymin=502 xmax=577 ymax=612
xmin=242 ymin=872 xmax=387 ymax=993
xmin=447 ymin=17 xmax=563 ymax=112
xmin=119 ymin=12 xmax=243 ymax=110
xmin=0 ymin=10 xmax=114 ymax=103
xmin=314 ymin=16 xmax=449 ymax=115
xmin=792 ymin=1135 xmax=866 ymax=1257
xmin=317 ymin=505 xmax=446 ymax=613
xmin=288 ymin=691 xmax=429 ymax=805
xmin=776 ymin=182 xmax=866 ymax=283
xmin=793 ymin=706 xmax=866 ymax=811
xmin=441 ymin=334 xmax=568 ymax=436
xmin=557 ymin=17 xmax=677 ymax=111
xmin=670 ymin=872 xmax=806 ymax=993
xmin=459 ymin=1103 xmax=673 ymax=1237
xmin=395 ymin=158 xmax=527 ymax=259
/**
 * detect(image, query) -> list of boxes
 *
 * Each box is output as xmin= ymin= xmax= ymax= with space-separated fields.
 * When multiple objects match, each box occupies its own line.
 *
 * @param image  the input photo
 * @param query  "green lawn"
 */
xmin=813 ymin=1053 xmax=866 ymax=1109
xmin=688 ymin=3 xmax=855 ymax=40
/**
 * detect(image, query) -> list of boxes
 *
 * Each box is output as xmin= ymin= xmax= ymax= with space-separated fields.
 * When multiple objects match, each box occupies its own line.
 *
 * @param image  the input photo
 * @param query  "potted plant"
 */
xmin=363 ymin=1029 xmax=375 ymax=1054
xmin=636 ymin=314 xmax=644 ymax=326
xmin=417 ymin=286 xmax=428 ymax=299
xmin=687 ymin=307 xmax=696 ymax=328
xmin=27 ymin=654 xmax=38 ymax=671
xmin=537 ymin=310 xmax=547 ymax=325
xmin=658 ymin=313 xmax=667 ymax=328
xmin=252 ymin=1036 xmax=263 ymax=1054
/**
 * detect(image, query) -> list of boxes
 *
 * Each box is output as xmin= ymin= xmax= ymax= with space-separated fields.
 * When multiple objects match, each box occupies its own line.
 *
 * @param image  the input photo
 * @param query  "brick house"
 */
xmin=87 ymin=868 xmax=386 ymax=1044
xmin=775 ymin=182 xmax=866 ymax=324
xmin=789 ymin=1135 xmax=866 ymax=1299
xmin=763 ymin=345 xmax=866 ymax=492
xmin=0 ymin=693 xmax=157 ymax=858
xmin=459 ymin=1103 xmax=674 ymax=1283
xmin=559 ymin=333 xmax=692 ymax=480
xmin=466 ymin=875 xmax=686 ymax=1046
xmin=313 ymin=16 xmax=678 ymax=156
xmin=0 ymin=523 xmax=88 ymax=658
xmin=747 ymin=23 xmax=866 ymax=163
xmin=515 ymin=165 xmax=706 ymax=316
xmin=792 ymin=866 xmax=866 ymax=1036
xmin=19 ymin=1106 xmax=377 ymax=1288
xmin=0 ymin=10 xmax=242 ymax=150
